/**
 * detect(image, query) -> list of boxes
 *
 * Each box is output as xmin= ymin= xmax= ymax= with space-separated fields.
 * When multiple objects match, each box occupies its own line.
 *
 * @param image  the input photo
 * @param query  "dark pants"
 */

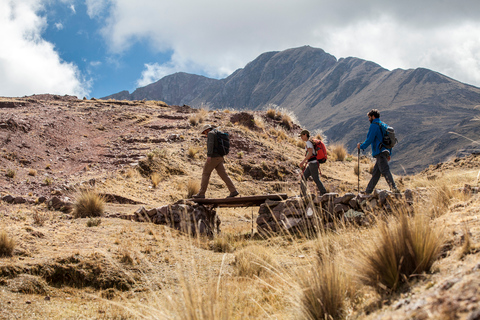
xmin=301 ymin=162 xmax=327 ymax=197
xmin=366 ymin=151 xmax=396 ymax=194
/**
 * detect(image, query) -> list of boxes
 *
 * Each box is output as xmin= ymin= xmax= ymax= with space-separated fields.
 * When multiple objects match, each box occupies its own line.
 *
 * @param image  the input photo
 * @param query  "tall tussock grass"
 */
xmin=234 ymin=245 xmax=279 ymax=278
xmin=296 ymin=259 xmax=350 ymax=320
xmin=356 ymin=212 xmax=444 ymax=293
xmin=330 ymin=144 xmax=347 ymax=161
xmin=0 ymin=230 xmax=15 ymax=257
xmin=73 ymin=189 xmax=105 ymax=218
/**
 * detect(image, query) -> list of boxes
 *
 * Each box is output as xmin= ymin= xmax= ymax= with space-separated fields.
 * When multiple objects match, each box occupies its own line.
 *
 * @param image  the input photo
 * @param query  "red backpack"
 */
xmin=308 ymin=139 xmax=328 ymax=163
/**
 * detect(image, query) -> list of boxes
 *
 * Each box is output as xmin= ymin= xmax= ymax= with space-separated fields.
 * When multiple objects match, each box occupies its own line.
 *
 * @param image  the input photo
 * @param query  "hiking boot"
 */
xmin=226 ymin=191 xmax=239 ymax=198
xmin=192 ymin=194 xmax=205 ymax=199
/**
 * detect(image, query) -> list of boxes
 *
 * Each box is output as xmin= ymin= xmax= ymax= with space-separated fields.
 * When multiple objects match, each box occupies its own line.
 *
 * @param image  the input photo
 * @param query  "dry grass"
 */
xmin=86 ymin=217 xmax=102 ymax=227
xmin=187 ymin=146 xmax=200 ymax=159
xmin=266 ymin=108 xmax=278 ymax=119
xmin=186 ymin=179 xmax=200 ymax=198
xmin=234 ymin=245 xmax=279 ymax=278
xmin=429 ymin=182 xmax=455 ymax=216
xmin=356 ymin=212 xmax=445 ymax=293
xmin=73 ymin=189 xmax=105 ymax=218
xmin=32 ymin=210 xmax=48 ymax=226
xmin=330 ymin=144 xmax=347 ymax=161
xmin=0 ymin=230 xmax=15 ymax=257
xmin=28 ymin=168 xmax=37 ymax=176
xmin=296 ymin=259 xmax=350 ymax=320
xmin=151 ymin=172 xmax=161 ymax=188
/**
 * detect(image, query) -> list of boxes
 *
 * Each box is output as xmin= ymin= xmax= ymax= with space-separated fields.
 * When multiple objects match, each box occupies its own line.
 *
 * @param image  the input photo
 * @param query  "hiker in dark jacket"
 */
xmin=357 ymin=109 xmax=399 ymax=194
xmin=193 ymin=124 xmax=239 ymax=199
xmin=299 ymin=129 xmax=327 ymax=197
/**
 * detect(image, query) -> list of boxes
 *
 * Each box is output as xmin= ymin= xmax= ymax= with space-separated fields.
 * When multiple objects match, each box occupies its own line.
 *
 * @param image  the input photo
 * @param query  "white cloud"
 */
xmin=85 ymin=0 xmax=109 ymax=19
xmin=69 ymin=4 xmax=75 ymax=14
xmin=54 ymin=22 xmax=63 ymax=30
xmin=0 ymin=0 xmax=88 ymax=97
xmin=92 ymin=0 xmax=480 ymax=87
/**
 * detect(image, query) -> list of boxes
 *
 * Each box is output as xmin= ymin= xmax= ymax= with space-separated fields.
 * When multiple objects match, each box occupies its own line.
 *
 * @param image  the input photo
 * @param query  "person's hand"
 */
xmin=357 ymin=143 xmax=361 ymax=149
xmin=387 ymin=156 xmax=391 ymax=161
xmin=299 ymin=161 xmax=305 ymax=168
xmin=207 ymin=157 xmax=212 ymax=163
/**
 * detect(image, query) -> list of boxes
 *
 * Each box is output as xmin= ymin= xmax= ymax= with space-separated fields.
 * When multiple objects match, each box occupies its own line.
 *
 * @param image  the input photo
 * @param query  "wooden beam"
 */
xmin=189 ymin=193 xmax=288 ymax=207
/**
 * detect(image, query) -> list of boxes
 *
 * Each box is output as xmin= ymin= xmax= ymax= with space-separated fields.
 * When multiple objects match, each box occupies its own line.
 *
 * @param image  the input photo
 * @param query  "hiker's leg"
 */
xmin=300 ymin=165 xmax=312 ymax=197
xmin=198 ymin=158 xmax=216 ymax=195
xmin=309 ymin=162 xmax=327 ymax=195
xmin=214 ymin=157 xmax=237 ymax=193
xmin=365 ymin=159 xmax=381 ymax=194
xmin=377 ymin=153 xmax=397 ymax=190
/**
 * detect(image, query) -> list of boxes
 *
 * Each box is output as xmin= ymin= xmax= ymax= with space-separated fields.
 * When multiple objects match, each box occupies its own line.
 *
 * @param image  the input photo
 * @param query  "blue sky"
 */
xmin=1 ymin=0 xmax=480 ymax=99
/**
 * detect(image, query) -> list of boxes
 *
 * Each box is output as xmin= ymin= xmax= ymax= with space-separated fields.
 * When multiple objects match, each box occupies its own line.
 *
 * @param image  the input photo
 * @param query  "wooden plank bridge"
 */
xmin=189 ymin=193 xmax=288 ymax=208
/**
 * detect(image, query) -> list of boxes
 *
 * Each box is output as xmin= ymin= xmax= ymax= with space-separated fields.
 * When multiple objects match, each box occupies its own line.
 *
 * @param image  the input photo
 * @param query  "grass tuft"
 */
xmin=330 ymin=144 xmax=347 ymax=161
xmin=73 ymin=190 xmax=105 ymax=218
xmin=356 ymin=212 xmax=444 ymax=293
xmin=234 ymin=245 xmax=278 ymax=278
xmin=186 ymin=179 xmax=200 ymax=198
xmin=0 ymin=231 xmax=15 ymax=257
xmin=151 ymin=172 xmax=161 ymax=188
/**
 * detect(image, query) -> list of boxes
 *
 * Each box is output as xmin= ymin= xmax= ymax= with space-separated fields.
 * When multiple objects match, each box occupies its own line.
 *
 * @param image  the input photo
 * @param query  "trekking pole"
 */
xmin=357 ymin=147 xmax=360 ymax=193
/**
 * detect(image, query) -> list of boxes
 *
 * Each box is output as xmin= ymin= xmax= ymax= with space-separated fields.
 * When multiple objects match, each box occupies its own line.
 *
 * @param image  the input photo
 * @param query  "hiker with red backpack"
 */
xmin=299 ymin=129 xmax=327 ymax=197
xmin=357 ymin=109 xmax=399 ymax=195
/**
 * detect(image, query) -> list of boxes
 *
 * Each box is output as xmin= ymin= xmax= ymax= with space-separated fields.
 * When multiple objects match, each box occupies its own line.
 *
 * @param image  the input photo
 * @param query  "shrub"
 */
xmin=237 ymin=151 xmax=244 ymax=159
xmin=73 ymin=190 xmax=105 ymax=218
xmin=0 ymin=231 xmax=15 ymax=257
xmin=356 ymin=213 xmax=444 ymax=293
xmin=186 ymin=180 xmax=200 ymax=198
xmin=330 ymin=144 xmax=347 ymax=161
xmin=281 ymin=114 xmax=293 ymax=130
xmin=188 ymin=115 xmax=198 ymax=126
xmin=187 ymin=147 xmax=199 ymax=159
xmin=211 ymin=235 xmax=233 ymax=253
xmin=6 ymin=169 xmax=15 ymax=179
xmin=430 ymin=183 xmax=455 ymax=216
xmin=28 ymin=169 xmax=37 ymax=176
xmin=234 ymin=245 xmax=278 ymax=278
xmin=266 ymin=108 xmax=277 ymax=119
xmin=87 ymin=218 xmax=102 ymax=227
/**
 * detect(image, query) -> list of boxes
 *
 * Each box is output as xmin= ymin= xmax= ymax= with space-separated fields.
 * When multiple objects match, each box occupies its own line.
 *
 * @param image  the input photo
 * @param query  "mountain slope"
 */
xmin=103 ymin=46 xmax=480 ymax=174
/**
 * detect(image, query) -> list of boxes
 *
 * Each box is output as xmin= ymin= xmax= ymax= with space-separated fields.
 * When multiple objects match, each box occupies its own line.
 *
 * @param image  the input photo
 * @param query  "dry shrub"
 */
xmin=266 ymin=108 xmax=278 ymax=119
xmin=330 ymin=144 xmax=347 ymax=161
xmin=87 ymin=217 xmax=102 ymax=227
xmin=186 ymin=179 xmax=200 ymax=198
xmin=197 ymin=108 xmax=209 ymax=123
xmin=281 ymin=113 xmax=293 ymax=130
xmin=7 ymin=275 xmax=49 ymax=295
xmin=354 ymin=163 xmax=360 ymax=176
xmin=188 ymin=115 xmax=198 ymax=126
xmin=73 ymin=190 xmax=105 ymax=218
xmin=187 ymin=146 xmax=200 ymax=159
xmin=211 ymin=235 xmax=233 ymax=253
xmin=0 ymin=231 xmax=15 ymax=257
xmin=297 ymin=260 xmax=350 ymax=320
xmin=253 ymin=115 xmax=265 ymax=129
xmin=28 ymin=169 xmax=37 ymax=176
xmin=430 ymin=183 xmax=455 ymax=216
xmin=125 ymin=168 xmax=139 ymax=179
xmin=356 ymin=213 xmax=444 ymax=293
xmin=234 ymin=245 xmax=278 ymax=278
xmin=151 ymin=172 xmax=161 ymax=188
xmin=6 ymin=169 xmax=15 ymax=178
xmin=32 ymin=210 xmax=48 ymax=226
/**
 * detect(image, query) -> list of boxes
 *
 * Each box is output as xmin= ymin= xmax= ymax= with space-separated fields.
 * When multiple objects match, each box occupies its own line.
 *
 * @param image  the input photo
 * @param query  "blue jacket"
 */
xmin=360 ymin=118 xmax=391 ymax=157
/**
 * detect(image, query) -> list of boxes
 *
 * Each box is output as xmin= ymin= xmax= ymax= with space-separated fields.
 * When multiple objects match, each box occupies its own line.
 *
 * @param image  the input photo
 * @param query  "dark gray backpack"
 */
xmin=377 ymin=122 xmax=397 ymax=149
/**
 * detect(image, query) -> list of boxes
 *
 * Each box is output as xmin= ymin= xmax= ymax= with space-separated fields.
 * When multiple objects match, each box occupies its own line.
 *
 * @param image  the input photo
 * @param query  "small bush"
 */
xmin=186 ymin=180 xmax=200 ymax=198
xmin=430 ymin=183 xmax=455 ymax=216
xmin=151 ymin=172 xmax=161 ymax=188
xmin=237 ymin=151 xmax=244 ymax=159
xmin=87 ymin=218 xmax=102 ymax=227
xmin=32 ymin=211 xmax=48 ymax=226
xmin=6 ymin=169 xmax=15 ymax=179
xmin=0 ymin=231 xmax=15 ymax=257
xmin=357 ymin=213 xmax=444 ymax=293
xmin=281 ymin=114 xmax=293 ymax=130
xmin=28 ymin=169 xmax=37 ymax=176
xmin=234 ymin=245 xmax=278 ymax=278
xmin=197 ymin=108 xmax=209 ymax=123
xmin=266 ymin=108 xmax=277 ymax=119
xmin=330 ymin=144 xmax=347 ymax=161
xmin=44 ymin=177 xmax=53 ymax=186
xmin=211 ymin=235 xmax=233 ymax=253
xmin=188 ymin=115 xmax=198 ymax=126
xmin=187 ymin=147 xmax=199 ymax=159
xmin=73 ymin=190 xmax=105 ymax=218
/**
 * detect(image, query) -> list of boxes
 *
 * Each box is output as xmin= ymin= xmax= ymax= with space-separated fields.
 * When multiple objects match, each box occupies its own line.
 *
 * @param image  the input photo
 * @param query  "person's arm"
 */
xmin=358 ymin=124 xmax=375 ymax=150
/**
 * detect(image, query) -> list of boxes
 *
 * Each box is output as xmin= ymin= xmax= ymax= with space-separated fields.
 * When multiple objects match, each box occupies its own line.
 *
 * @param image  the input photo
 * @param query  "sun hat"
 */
xmin=200 ymin=124 xmax=214 ymax=134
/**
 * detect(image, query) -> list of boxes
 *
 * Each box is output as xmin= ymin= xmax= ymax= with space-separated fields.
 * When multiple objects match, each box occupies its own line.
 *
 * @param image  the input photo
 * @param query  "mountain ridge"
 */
xmin=103 ymin=46 xmax=480 ymax=174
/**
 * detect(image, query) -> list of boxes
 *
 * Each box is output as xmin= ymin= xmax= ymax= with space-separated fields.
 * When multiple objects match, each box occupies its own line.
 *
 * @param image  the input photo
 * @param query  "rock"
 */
xmin=13 ymin=197 xmax=27 ymax=204
xmin=321 ymin=193 xmax=338 ymax=204
xmin=334 ymin=193 xmax=356 ymax=205
xmin=2 ymin=195 xmax=15 ymax=203
xmin=48 ymin=196 xmax=73 ymax=213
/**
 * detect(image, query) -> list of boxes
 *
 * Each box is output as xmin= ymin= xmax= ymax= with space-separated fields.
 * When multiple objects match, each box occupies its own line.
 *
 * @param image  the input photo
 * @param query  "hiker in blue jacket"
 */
xmin=357 ymin=109 xmax=399 ymax=194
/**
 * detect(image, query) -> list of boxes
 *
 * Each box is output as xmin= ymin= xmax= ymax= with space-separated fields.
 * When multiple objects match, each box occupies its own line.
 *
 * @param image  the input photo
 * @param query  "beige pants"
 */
xmin=198 ymin=157 xmax=236 ymax=196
